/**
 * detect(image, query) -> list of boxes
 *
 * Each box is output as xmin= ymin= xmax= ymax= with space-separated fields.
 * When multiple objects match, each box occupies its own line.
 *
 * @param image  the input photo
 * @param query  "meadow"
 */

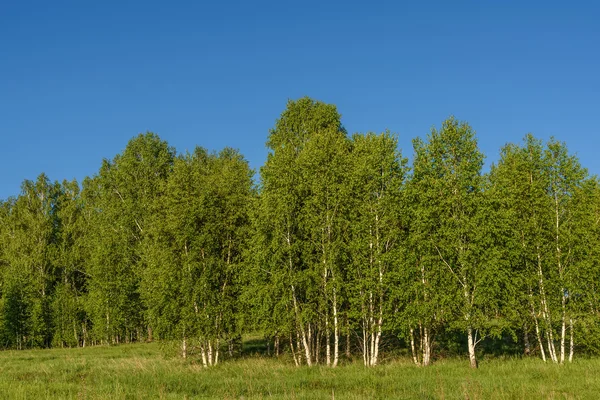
xmin=0 ymin=340 xmax=598 ymax=399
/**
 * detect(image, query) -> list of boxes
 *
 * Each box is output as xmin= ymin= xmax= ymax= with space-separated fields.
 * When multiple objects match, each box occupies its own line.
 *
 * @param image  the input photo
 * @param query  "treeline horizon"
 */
xmin=1 ymin=97 xmax=599 ymax=369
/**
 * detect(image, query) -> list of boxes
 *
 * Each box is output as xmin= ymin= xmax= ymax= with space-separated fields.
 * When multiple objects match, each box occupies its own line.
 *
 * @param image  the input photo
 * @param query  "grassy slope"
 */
xmin=0 ymin=342 xmax=598 ymax=399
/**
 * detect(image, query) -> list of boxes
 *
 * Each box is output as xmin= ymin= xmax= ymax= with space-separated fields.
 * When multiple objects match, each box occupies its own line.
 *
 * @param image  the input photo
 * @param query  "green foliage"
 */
xmin=0 ymin=98 xmax=599 ymax=372
xmin=83 ymin=133 xmax=175 ymax=345
xmin=0 ymin=174 xmax=60 ymax=348
xmin=347 ymin=132 xmax=408 ymax=365
xmin=142 ymin=146 xmax=254 ymax=361
xmin=250 ymin=97 xmax=348 ymax=365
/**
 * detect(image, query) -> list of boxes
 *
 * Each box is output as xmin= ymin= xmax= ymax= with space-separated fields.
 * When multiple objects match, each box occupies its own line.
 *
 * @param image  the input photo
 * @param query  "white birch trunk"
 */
xmin=534 ymin=317 xmax=546 ymax=362
xmin=550 ymin=331 xmax=558 ymax=363
xmin=201 ymin=347 xmax=208 ymax=368
xmin=467 ymin=327 xmax=477 ymax=368
xmin=326 ymin=315 xmax=331 ymax=366
xmin=82 ymin=323 xmax=87 ymax=348
xmin=290 ymin=333 xmax=299 ymax=366
xmin=372 ymin=331 xmax=381 ymax=366
xmin=292 ymin=286 xmax=312 ymax=366
xmin=546 ymin=334 xmax=557 ymax=363
xmin=324 ymin=265 xmax=330 ymax=367
xmin=531 ymin=292 xmax=547 ymax=362
xmin=214 ymin=339 xmax=220 ymax=366
xmin=410 ymin=328 xmax=419 ymax=366
xmin=369 ymin=291 xmax=375 ymax=366
xmin=423 ymin=327 xmax=431 ymax=366
xmin=333 ymin=288 xmax=339 ymax=367
xmin=538 ymin=251 xmax=557 ymax=363
xmin=524 ymin=324 xmax=531 ymax=356
xmin=569 ymin=318 xmax=574 ymax=363
xmin=362 ymin=323 xmax=368 ymax=367
xmin=372 ymin=263 xmax=384 ymax=367
xmin=560 ymin=290 xmax=566 ymax=364
xmin=372 ymin=299 xmax=382 ymax=366
xmin=306 ymin=323 xmax=313 ymax=366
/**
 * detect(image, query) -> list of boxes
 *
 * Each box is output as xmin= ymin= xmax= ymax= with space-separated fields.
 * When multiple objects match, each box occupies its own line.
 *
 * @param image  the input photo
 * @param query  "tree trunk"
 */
xmin=325 ymin=315 xmax=330 ymax=366
xmin=547 ymin=333 xmax=557 ymax=363
xmin=524 ymin=324 xmax=531 ymax=356
xmin=290 ymin=333 xmax=299 ymax=367
xmin=569 ymin=318 xmax=574 ymax=363
xmin=292 ymin=287 xmax=312 ymax=366
xmin=560 ymin=290 xmax=567 ymax=364
xmin=538 ymin=251 xmax=557 ymax=363
xmin=201 ymin=347 xmax=208 ymax=368
xmin=362 ymin=322 xmax=368 ymax=367
xmin=410 ymin=328 xmax=419 ymax=366
xmin=333 ymin=289 xmax=339 ymax=367
xmin=423 ymin=326 xmax=431 ymax=366
xmin=315 ymin=327 xmax=320 ymax=364
xmin=467 ymin=327 xmax=477 ymax=368
xmin=182 ymin=336 xmax=187 ymax=359
xmin=372 ymin=328 xmax=381 ymax=366
xmin=372 ymin=299 xmax=383 ymax=366
xmin=82 ymin=323 xmax=87 ymax=348
xmin=214 ymin=339 xmax=220 ymax=366
xmin=306 ymin=323 xmax=316 ymax=366
xmin=369 ymin=291 xmax=375 ymax=366
xmin=531 ymin=292 xmax=546 ymax=362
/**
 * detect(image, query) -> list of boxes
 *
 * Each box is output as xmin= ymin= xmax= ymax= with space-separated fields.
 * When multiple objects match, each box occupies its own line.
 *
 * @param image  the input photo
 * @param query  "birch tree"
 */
xmin=568 ymin=178 xmax=600 ymax=356
xmin=406 ymin=117 xmax=486 ymax=368
xmin=544 ymin=139 xmax=588 ymax=363
xmin=51 ymin=180 xmax=89 ymax=348
xmin=297 ymin=117 xmax=350 ymax=367
xmin=256 ymin=97 xmax=345 ymax=366
xmin=142 ymin=147 xmax=253 ymax=365
xmin=348 ymin=132 xmax=407 ymax=366
xmin=84 ymin=133 xmax=175 ymax=344
xmin=490 ymin=135 xmax=589 ymax=363
xmin=0 ymin=174 xmax=60 ymax=348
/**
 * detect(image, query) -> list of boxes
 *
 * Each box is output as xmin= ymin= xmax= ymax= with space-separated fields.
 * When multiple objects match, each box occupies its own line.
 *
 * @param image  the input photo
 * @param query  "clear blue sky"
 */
xmin=1 ymin=0 xmax=599 ymax=199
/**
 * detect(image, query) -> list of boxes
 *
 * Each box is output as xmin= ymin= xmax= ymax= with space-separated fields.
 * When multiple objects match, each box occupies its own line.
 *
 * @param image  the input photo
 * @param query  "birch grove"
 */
xmin=1 ymin=98 xmax=600 ymax=368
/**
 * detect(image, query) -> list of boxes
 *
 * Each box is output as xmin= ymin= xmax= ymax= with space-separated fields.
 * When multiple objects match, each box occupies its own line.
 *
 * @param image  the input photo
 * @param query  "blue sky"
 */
xmin=1 ymin=0 xmax=599 ymax=199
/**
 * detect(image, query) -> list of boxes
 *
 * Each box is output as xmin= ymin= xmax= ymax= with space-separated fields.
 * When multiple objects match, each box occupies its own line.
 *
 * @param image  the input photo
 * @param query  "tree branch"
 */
xmin=434 ymin=244 xmax=465 ymax=288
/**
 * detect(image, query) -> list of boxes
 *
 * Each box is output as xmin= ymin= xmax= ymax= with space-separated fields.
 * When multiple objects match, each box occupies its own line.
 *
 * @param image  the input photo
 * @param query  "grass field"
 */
xmin=0 ymin=340 xmax=598 ymax=399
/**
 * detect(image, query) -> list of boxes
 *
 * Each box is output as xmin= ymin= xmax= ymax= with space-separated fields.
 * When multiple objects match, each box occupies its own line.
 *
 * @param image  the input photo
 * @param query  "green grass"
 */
xmin=0 ymin=341 xmax=598 ymax=399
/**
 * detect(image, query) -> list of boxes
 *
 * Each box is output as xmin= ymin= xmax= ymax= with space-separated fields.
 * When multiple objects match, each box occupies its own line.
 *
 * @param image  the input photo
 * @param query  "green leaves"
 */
xmin=488 ymin=135 xmax=595 ymax=362
xmin=0 ymin=99 xmax=598 ymax=367
xmin=141 ymin=146 xmax=254 ymax=362
xmin=84 ymin=133 xmax=175 ymax=344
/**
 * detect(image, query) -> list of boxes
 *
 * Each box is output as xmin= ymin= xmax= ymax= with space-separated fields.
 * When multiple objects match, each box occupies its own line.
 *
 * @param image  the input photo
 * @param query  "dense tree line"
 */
xmin=1 ymin=97 xmax=599 ymax=368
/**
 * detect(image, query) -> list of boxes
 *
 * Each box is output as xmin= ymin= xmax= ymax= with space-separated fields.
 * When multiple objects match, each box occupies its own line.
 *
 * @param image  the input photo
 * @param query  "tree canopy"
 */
xmin=1 ymin=97 xmax=599 ymax=368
